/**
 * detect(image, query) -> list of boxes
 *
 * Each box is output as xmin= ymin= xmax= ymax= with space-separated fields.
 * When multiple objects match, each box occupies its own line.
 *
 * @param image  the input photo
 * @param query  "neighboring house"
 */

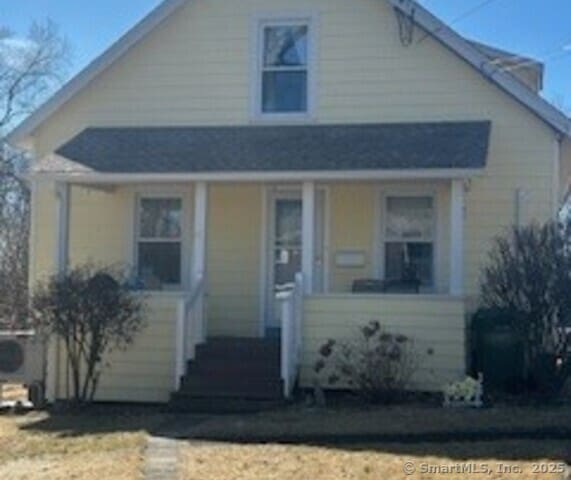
xmin=8 ymin=0 xmax=571 ymax=404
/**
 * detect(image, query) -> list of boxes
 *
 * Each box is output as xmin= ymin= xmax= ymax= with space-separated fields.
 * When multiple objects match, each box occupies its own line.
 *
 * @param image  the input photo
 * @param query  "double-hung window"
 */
xmin=136 ymin=197 xmax=183 ymax=290
xmin=383 ymin=196 xmax=435 ymax=287
xmin=257 ymin=19 xmax=312 ymax=116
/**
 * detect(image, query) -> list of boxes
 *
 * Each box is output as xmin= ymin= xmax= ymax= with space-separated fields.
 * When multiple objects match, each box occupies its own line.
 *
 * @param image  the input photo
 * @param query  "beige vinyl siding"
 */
xmin=31 ymin=183 xmax=130 ymax=285
xmin=53 ymin=295 xmax=178 ymax=403
xmin=561 ymin=139 xmax=571 ymax=204
xmin=327 ymin=183 xmax=376 ymax=292
xmin=327 ymin=181 xmax=451 ymax=294
xmin=68 ymin=185 xmax=131 ymax=267
xmin=30 ymin=0 xmax=559 ymax=301
xmin=27 ymin=0 xmax=564 ymax=402
xmin=207 ymin=184 xmax=262 ymax=337
xmin=300 ymin=294 xmax=466 ymax=391
xmin=30 ymin=182 xmax=57 ymax=286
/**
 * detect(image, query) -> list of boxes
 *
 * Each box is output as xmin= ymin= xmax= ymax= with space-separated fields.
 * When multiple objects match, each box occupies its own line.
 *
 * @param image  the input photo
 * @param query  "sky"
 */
xmin=2 ymin=0 xmax=570 ymax=112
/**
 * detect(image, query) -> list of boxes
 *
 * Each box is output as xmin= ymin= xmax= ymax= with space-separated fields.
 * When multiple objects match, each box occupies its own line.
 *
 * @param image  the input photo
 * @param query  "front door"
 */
xmin=266 ymin=189 xmax=326 ymax=332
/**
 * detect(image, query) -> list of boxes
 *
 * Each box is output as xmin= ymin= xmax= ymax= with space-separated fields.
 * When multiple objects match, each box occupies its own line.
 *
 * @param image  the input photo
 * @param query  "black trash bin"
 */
xmin=471 ymin=308 xmax=525 ymax=392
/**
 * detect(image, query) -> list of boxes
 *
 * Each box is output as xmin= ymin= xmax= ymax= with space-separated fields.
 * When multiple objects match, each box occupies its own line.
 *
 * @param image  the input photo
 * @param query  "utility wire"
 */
xmin=490 ymin=39 xmax=571 ymax=73
xmin=500 ymin=48 xmax=571 ymax=73
xmin=417 ymin=0 xmax=503 ymax=44
xmin=488 ymin=37 xmax=571 ymax=65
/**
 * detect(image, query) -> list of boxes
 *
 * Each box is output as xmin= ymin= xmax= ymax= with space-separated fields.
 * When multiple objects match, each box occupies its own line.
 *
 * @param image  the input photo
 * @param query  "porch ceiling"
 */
xmin=40 ymin=121 xmax=490 ymax=175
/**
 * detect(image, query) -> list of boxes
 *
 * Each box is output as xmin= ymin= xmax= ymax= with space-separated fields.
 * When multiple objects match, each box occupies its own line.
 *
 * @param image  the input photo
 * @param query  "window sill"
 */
xmin=249 ymin=112 xmax=317 ymax=124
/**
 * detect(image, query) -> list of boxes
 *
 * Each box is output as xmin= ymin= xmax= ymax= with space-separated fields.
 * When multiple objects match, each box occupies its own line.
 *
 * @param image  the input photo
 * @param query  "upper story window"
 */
xmin=255 ymin=17 xmax=314 ymax=118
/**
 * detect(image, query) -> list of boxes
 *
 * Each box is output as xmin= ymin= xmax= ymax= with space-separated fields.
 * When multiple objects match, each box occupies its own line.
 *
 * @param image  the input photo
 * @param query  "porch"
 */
xmin=43 ymin=177 xmax=469 ymax=404
xmin=32 ymin=121 xmax=490 ymax=404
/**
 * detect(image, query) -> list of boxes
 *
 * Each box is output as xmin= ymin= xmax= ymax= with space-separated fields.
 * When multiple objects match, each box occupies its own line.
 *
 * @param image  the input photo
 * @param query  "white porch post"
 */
xmin=450 ymin=179 xmax=465 ymax=296
xmin=302 ymin=181 xmax=315 ymax=295
xmin=47 ymin=181 xmax=70 ymax=402
xmin=54 ymin=182 xmax=70 ymax=274
xmin=192 ymin=181 xmax=208 ymax=342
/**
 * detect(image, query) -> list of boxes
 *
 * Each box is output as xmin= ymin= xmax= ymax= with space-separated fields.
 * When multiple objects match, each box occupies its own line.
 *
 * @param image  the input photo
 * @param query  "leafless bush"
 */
xmin=480 ymin=219 xmax=571 ymax=394
xmin=31 ymin=264 xmax=146 ymax=405
xmin=315 ymin=320 xmax=418 ymax=404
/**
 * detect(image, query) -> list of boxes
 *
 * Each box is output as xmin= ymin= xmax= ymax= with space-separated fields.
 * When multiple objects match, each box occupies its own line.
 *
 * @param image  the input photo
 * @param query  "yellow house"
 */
xmin=8 ymin=0 xmax=571 ymax=405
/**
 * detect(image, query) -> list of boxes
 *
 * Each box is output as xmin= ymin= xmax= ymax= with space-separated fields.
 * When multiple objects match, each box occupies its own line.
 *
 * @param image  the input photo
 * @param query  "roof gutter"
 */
xmin=27 ymin=168 xmax=486 ymax=185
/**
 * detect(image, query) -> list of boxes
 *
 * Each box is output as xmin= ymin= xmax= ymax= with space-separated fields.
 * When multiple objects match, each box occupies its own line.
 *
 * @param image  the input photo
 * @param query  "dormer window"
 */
xmin=254 ymin=17 xmax=315 ymax=118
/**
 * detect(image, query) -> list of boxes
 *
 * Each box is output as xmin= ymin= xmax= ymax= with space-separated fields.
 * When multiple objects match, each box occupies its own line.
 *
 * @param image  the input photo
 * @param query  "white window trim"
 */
xmin=250 ymin=12 xmax=318 ymax=122
xmin=376 ymin=186 xmax=440 ymax=293
xmin=259 ymin=183 xmax=330 ymax=335
xmin=131 ymin=187 xmax=191 ymax=292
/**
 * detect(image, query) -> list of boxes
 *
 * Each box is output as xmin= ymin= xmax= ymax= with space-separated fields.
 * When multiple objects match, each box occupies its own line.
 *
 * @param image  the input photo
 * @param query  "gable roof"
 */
xmin=42 ymin=122 xmax=490 ymax=175
xmin=6 ymin=0 xmax=188 ymax=147
xmin=389 ymin=0 xmax=569 ymax=136
xmin=6 ymin=0 xmax=570 ymax=147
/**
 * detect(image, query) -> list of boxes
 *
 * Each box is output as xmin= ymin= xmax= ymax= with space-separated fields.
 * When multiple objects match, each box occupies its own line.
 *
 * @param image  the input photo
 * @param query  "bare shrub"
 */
xmin=480 ymin=219 xmax=571 ymax=395
xmin=31 ymin=264 xmax=146 ymax=405
xmin=315 ymin=320 xmax=418 ymax=404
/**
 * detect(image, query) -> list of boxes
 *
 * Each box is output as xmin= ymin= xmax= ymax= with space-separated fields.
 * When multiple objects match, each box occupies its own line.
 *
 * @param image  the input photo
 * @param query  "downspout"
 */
xmin=553 ymin=134 xmax=563 ymax=218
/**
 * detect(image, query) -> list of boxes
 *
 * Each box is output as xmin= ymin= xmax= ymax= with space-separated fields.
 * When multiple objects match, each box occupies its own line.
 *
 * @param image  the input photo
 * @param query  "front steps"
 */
xmin=170 ymin=337 xmax=284 ymax=413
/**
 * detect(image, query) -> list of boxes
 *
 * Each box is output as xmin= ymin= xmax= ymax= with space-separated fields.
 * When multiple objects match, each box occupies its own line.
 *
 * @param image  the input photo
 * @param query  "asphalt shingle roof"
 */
xmin=46 ymin=121 xmax=491 ymax=174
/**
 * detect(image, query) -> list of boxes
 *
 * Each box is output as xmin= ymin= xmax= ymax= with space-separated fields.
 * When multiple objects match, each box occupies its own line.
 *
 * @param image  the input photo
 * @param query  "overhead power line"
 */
xmin=417 ymin=0 xmax=503 ymax=44
xmin=492 ymin=39 xmax=571 ymax=73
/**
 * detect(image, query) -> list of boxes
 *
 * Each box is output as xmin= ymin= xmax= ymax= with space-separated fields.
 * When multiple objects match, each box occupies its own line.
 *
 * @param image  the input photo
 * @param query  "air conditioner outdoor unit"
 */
xmin=0 ymin=331 xmax=45 ymax=392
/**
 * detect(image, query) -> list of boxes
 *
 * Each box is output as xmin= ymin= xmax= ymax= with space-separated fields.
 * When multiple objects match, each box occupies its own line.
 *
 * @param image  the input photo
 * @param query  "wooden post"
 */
xmin=450 ymin=179 xmax=465 ymax=296
xmin=302 ymin=181 xmax=315 ymax=295
xmin=192 ymin=182 xmax=208 ymax=344
xmin=46 ymin=182 xmax=70 ymax=403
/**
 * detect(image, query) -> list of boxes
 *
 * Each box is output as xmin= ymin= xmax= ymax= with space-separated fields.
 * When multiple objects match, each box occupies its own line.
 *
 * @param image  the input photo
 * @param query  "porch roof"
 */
xmin=40 ymin=121 xmax=490 ymax=175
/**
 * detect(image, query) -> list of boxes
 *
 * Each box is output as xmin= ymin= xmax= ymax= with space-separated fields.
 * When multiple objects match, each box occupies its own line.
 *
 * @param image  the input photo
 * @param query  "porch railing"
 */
xmin=175 ymin=275 xmax=206 ymax=390
xmin=280 ymin=272 xmax=304 ymax=398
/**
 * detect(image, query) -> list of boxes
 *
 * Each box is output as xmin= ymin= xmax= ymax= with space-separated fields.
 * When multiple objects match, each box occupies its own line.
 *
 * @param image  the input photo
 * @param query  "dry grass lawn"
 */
xmin=0 ymin=403 xmax=569 ymax=480
xmin=180 ymin=405 xmax=571 ymax=480
xmin=0 ymin=412 xmax=151 ymax=480
xmin=183 ymin=404 xmax=571 ymax=439
xmin=181 ymin=440 xmax=570 ymax=480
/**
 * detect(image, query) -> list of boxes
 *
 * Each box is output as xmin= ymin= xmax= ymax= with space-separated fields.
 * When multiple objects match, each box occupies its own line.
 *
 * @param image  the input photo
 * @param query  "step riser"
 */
xmin=172 ymin=337 xmax=284 ymax=407
xmin=177 ymin=390 xmax=282 ymax=400
xmin=196 ymin=339 xmax=280 ymax=357
xmin=181 ymin=376 xmax=282 ymax=391
xmin=178 ymin=381 xmax=283 ymax=399
xmin=186 ymin=361 xmax=281 ymax=377
xmin=196 ymin=347 xmax=280 ymax=359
